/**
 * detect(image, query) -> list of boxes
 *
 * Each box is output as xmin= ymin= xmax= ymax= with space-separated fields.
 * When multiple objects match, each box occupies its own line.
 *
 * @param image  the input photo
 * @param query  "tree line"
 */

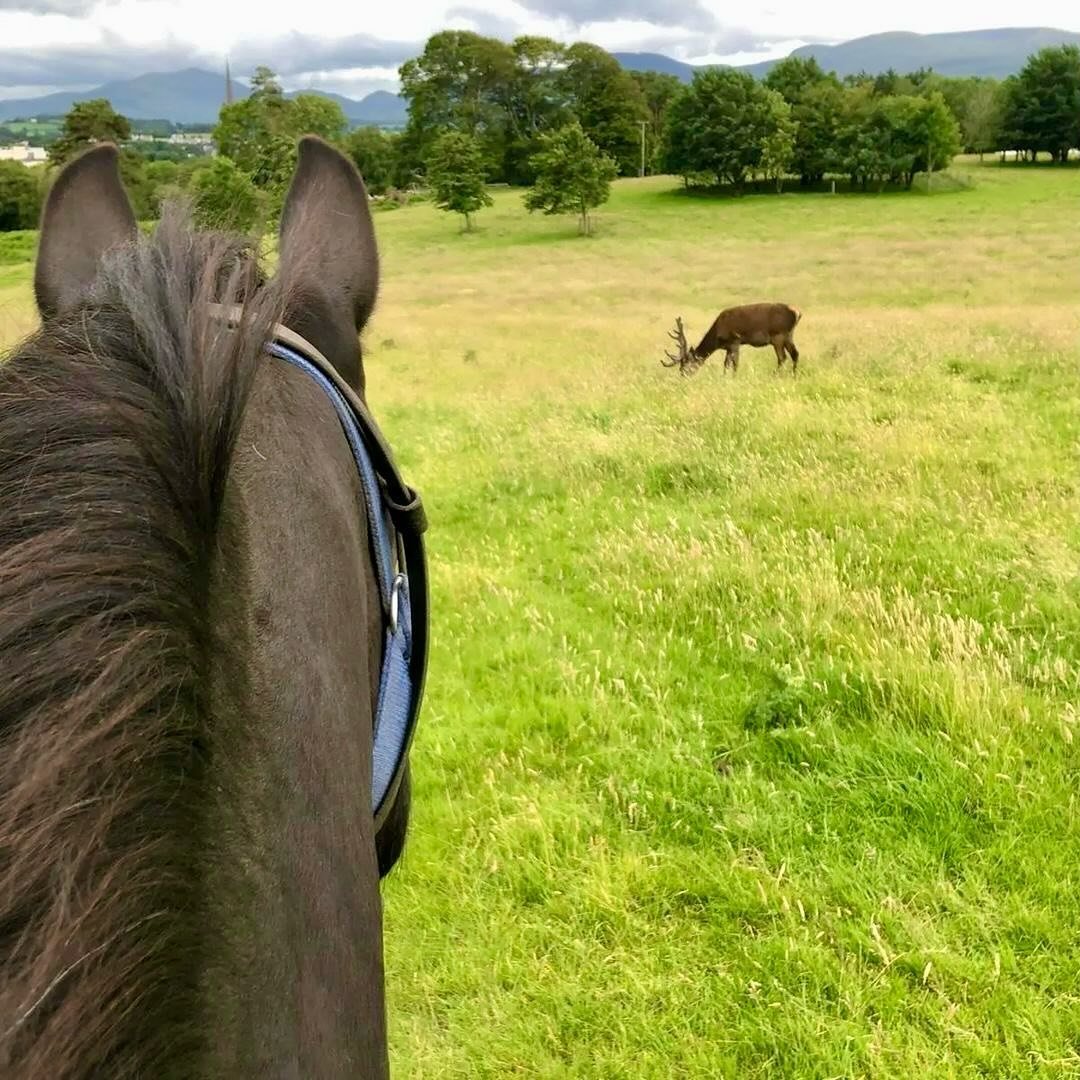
xmin=2 ymin=42 xmax=1077 ymax=234
xmin=390 ymin=34 xmax=1080 ymax=191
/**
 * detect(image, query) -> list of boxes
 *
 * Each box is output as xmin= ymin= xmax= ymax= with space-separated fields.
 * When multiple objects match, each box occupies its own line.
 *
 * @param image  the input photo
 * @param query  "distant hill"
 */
xmin=2 ymin=27 xmax=1077 ymax=128
xmin=612 ymin=52 xmax=700 ymax=81
xmin=0 ymin=69 xmax=247 ymax=125
xmin=767 ymin=27 xmax=1080 ymax=80
xmin=0 ymin=67 xmax=408 ymax=127
xmin=347 ymin=90 xmax=408 ymax=127
xmin=286 ymin=88 xmax=407 ymax=127
xmin=616 ymin=26 xmax=1080 ymax=83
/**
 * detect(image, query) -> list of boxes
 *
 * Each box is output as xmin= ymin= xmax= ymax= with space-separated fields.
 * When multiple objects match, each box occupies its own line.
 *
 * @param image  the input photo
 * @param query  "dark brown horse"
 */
xmin=0 ymin=136 xmax=426 ymax=1077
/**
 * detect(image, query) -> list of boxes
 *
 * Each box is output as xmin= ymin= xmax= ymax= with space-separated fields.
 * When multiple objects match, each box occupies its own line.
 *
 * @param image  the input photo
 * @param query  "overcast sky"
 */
xmin=2 ymin=0 xmax=1080 ymax=101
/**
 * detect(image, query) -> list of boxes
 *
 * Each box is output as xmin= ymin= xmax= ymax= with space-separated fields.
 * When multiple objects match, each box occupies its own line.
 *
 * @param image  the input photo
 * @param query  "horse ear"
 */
xmin=276 ymin=135 xmax=378 ymax=389
xmin=34 ymin=142 xmax=137 ymax=320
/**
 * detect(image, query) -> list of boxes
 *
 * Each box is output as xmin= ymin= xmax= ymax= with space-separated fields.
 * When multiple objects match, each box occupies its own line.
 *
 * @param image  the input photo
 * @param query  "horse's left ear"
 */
xmin=276 ymin=135 xmax=378 ymax=391
xmin=35 ymin=142 xmax=137 ymax=320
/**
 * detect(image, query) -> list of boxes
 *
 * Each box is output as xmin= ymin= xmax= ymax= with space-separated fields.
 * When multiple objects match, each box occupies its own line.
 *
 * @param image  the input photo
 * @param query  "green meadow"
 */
xmin=2 ymin=160 xmax=1079 ymax=1077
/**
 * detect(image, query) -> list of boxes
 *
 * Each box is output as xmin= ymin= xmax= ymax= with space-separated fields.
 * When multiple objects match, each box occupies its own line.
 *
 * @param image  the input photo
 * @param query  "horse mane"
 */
xmin=0 ymin=202 xmax=285 ymax=1078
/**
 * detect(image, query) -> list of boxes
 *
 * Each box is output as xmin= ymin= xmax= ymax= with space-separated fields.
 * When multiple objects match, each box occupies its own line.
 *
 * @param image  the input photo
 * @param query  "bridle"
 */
xmin=211 ymin=305 xmax=429 ymax=837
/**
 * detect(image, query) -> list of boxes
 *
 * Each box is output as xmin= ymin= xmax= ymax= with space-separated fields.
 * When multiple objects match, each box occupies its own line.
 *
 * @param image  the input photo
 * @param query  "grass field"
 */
xmin=2 ymin=160 xmax=1080 ymax=1077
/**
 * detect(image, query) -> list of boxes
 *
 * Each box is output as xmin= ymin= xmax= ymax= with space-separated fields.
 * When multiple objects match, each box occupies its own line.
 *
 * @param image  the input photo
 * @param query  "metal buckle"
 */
xmin=389 ymin=573 xmax=405 ymax=634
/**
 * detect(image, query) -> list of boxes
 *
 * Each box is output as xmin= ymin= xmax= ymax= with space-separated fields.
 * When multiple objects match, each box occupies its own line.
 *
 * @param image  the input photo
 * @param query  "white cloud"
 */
xmin=2 ymin=0 xmax=1080 ymax=98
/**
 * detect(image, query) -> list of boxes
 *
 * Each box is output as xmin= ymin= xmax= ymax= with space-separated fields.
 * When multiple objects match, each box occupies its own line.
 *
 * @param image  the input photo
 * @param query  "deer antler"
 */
xmin=662 ymin=317 xmax=690 ymax=370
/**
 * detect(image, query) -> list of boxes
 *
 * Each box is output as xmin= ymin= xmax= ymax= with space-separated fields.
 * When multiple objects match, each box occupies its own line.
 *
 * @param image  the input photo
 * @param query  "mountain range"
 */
xmin=614 ymin=26 xmax=1080 ymax=82
xmin=2 ymin=27 xmax=1078 ymax=127
xmin=0 ymin=68 xmax=406 ymax=127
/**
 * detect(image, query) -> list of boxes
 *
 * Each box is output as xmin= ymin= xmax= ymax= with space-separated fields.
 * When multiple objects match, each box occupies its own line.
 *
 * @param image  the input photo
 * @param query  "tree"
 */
xmin=250 ymin=66 xmax=284 ymax=100
xmin=630 ymin=70 xmax=683 ymax=172
xmin=872 ymin=68 xmax=918 ymax=98
xmin=425 ymin=131 xmax=493 ymax=231
xmin=142 ymin=159 xmax=180 ymax=218
xmin=792 ymin=81 xmax=845 ymax=185
xmin=289 ymin=93 xmax=349 ymax=144
xmin=118 ymin=150 xmax=155 ymax=220
xmin=835 ymin=85 xmax=883 ymax=190
xmin=0 ymin=162 xmax=42 ymax=231
xmin=877 ymin=95 xmax=929 ymax=187
xmin=834 ymin=89 xmax=961 ymax=191
xmin=191 ymin=156 xmax=262 ymax=232
xmin=1001 ymin=46 xmax=1080 ymax=162
xmin=523 ymin=121 xmax=617 ymax=235
xmin=344 ymin=127 xmax=401 ymax=194
xmin=914 ymin=91 xmax=963 ymax=180
xmin=759 ymin=89 xmax=795 ymax=192
xmin=919 ymin=74 xmax=1001 ymax=154
xmin=962 ymin=79 xmax=1004 ymax=157
xmin=214 ymin=99 xmax=278 ymax=176
xmin=399 ymin=31 xmax=515 ymax=172
xmin=213 ymin=69 xmax=349 ymax=214
xmin=998 ymin=75 xmax=1030 ymax=159
xmin=559 ymin=43 xmax=648 ymax=176
xmin=764 ymin=56 xmax=837 ymax=106
xmin=49 ymin=99 xmax=132 ymax=167
xmin=664 ymin=69 xmax=775 ymax=188
xmin=502 ymin=36 xmax=572 ymax=184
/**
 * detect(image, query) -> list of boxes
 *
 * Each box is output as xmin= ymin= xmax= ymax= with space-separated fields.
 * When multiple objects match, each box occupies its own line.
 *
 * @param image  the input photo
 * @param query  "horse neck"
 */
xmin=203 ymin=360 xmax=388 ymax=1077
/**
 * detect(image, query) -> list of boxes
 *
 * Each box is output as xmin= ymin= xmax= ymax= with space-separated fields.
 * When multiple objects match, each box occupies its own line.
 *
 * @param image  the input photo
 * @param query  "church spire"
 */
xmin=224 ymin=57 xmax=234 ymax=105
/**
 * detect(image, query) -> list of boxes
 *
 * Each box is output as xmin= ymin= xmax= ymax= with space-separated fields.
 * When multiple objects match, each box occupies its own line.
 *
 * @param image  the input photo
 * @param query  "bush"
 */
xmin=191 ymin=156 xmax=262 ymax=232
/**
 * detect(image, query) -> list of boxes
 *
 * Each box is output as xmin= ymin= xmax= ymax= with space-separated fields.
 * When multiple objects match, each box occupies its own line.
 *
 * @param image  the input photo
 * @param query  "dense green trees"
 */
xmin=764 ymin=57 xmax=838 ymax=107
xmin=503 ymin=37 xmax=574 ymax=183
xmin=630 ymin=71 xmax=682 ymax=173
xmin=343 ymin=127 xmax=404 ymax=194
xmin=394 ymin=31 xmax=1080 ymax=196
xmin=213 ymin=67 xmax=347 ymax=199
xmin=191 ymin=156 xmax=261 ymax=232
xmin=664 ymin=63 xmax=962 ymax=191
xmin=399 ymin=32 xmax=648 ymax=183
xmin=664 ymin=70 xmax=798 ymax=188
xmin=559 ymin=43 xmax=648 ymax=176
xmin=0 ymin=162 xmax=42 ymax=230
xmin=1000 ymin=46 xmax=1080 ymax=161
xmin=48 ymin=99 xmax=131 ymax=166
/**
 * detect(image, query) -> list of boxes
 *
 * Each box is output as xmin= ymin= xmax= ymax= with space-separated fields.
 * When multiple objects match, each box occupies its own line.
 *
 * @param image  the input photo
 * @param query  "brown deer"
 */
xmin=662 ymin=303 xmax=802 ymax=376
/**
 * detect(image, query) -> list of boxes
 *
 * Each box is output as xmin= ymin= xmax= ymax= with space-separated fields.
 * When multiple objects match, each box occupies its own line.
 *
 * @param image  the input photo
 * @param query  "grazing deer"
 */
xmin=662 ymin=303 xmax=802 ymax=376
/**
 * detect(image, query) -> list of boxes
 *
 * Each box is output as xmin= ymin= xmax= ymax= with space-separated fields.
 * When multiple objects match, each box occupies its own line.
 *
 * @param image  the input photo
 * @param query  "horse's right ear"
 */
xmin=275 ymin=135 xmax=378 ymax=390
xmin=34 ymin=143 xmax=137 ymax=320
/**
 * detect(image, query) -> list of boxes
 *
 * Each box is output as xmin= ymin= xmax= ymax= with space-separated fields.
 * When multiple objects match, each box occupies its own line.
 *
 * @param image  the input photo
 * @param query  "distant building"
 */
xmin=0 ymin=141 xmax=48 ymax=166
xmin=127 ymin=132 xmax=215 ymax=154
xmin=170 ymin=132 xmax=213 ymax=147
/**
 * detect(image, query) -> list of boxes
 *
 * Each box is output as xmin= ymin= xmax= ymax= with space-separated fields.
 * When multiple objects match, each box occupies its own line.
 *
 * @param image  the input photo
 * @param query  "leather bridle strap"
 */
xmin=208 ymin=303 xmax=429 ymax=834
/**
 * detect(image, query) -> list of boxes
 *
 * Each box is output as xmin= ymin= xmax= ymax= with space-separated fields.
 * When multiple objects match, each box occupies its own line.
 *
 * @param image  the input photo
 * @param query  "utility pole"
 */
xmin=640 ymin=121 xmax=647 ymax=178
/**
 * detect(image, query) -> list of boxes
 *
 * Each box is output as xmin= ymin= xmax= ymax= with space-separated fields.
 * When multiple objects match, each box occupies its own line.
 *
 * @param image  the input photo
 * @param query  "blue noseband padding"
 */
xmin=265 ymin=340 xmax=416 ymax=818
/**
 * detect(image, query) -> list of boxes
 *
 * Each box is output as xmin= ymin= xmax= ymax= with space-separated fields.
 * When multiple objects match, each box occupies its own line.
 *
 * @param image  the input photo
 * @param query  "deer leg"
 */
xmin=786 ymin=340 xmax=799 ymax=376
xmin=773 ymin=340 xmax=786 ymax=372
